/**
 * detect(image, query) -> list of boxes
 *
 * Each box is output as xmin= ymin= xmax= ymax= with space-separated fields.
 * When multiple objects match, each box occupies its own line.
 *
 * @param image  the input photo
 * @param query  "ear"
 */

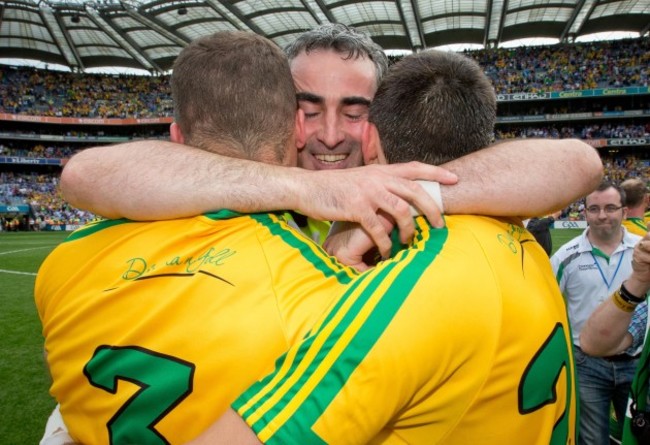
xmin=294 ymin=109 xmax=306 ymax=149
xmin=170 ymin=122 xmax=185 ymax=144
xmin=362 ymin=122 xmax=387 ymax=165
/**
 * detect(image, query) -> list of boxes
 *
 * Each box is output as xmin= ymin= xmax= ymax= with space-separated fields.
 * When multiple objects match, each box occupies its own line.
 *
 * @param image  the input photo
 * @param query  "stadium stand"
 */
xmin=0 ymin=67 xmax=173 ymax=118
xmin=0 ymin=38 xmax=648 ymax=231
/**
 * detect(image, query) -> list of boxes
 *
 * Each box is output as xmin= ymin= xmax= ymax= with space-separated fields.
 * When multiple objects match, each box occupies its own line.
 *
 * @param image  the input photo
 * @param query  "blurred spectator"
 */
xmin=0 ymin=171 xmax=95 ymax=227
xmin=526 ymin=210 xmax=562 ymax=255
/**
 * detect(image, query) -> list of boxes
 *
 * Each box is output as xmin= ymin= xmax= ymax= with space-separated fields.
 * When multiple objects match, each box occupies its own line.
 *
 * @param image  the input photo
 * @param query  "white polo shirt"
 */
xmin=551 ymin=226 xmax=641 ymax=346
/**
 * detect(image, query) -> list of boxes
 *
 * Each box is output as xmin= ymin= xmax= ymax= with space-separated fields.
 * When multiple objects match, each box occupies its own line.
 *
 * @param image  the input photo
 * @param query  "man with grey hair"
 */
xmin=271 ymin=23 xmax=391 ymax=241
xmin=285 ymin=23 xmax=388 ymax=88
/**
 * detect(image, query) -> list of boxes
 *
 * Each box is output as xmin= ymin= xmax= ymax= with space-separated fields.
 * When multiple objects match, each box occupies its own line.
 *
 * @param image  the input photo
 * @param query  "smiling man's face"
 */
xmin=290 ymin=49 xmax=378 ymax=170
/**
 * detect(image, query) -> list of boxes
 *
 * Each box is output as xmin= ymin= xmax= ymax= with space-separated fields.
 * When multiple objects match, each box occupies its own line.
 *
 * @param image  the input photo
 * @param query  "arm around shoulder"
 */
xmin=440 ymin=138 xmax=602 ymax=217
xmin=61 ymin=140 xmax=214 ymax=219
xmin=61 ymin=141 xmax=307 ymax=220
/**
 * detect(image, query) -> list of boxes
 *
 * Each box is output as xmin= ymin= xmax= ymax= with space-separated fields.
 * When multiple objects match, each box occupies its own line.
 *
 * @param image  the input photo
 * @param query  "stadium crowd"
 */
xmin=0 ymin=37 xmax=648 ymax=229
xmin=555 ymin=155 xmax=650 ymax=219
xmin=0 ymin=67 xmax=173 ymax=118
xmin=496 ymin=123 xmax=650 ymax=140
xmin=0 ymin=171 xmax=94 ymax=229
xmin=1 ymin=38 xmax=647 ymax=119
xmin=0 ymin=142 xmax=79 ymax=159
xmin=469 ymin=38 xmax=649 ymax=94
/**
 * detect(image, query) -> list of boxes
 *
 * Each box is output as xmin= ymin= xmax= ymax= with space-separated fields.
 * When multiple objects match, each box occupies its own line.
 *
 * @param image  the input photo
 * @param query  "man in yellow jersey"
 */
xmin=35 ymin=31 xmax=363 ymax=445
xmin=622 ymin=178 xmax=649 ymax=236
xmin=189 ymin=49 xmax=578 ymax=445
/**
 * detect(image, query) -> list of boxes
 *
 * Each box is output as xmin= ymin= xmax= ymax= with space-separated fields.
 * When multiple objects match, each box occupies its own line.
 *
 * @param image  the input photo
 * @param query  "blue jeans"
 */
xmin=574 ymin=346 xmax=638 ymax=445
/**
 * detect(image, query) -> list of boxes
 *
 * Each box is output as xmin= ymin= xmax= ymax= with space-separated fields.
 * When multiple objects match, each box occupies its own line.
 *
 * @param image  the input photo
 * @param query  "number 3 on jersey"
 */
xmin=84 ymin=345 xmax=195 ymax=445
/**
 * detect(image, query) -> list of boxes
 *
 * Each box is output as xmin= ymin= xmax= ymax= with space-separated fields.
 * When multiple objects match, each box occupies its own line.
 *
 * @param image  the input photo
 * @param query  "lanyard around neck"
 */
xmin=590 ymin=248 xmax=625 ymax=290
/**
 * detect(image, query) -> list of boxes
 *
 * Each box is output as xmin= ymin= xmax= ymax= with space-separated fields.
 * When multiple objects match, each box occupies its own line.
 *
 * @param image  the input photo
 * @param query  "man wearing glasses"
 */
xmin=552 ymin=180 xmax=644 ymax=445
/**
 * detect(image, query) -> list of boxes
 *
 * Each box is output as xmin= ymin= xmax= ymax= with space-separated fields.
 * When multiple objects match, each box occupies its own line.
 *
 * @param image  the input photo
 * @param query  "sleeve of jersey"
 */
xmin=232 ymin=260 xmax=416 ymax=444
xmin=232 ymin=224 xmax=490 ymax=445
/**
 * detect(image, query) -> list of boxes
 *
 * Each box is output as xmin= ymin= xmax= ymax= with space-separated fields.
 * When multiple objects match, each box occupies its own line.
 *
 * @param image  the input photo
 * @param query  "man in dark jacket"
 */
xmin=526 ymin=210 xmax=562 ymax=256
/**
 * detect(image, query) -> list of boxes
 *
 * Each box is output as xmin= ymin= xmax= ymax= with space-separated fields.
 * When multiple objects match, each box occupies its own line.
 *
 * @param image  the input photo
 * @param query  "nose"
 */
xmin=317 ymin=113 xmax=345 ymax=148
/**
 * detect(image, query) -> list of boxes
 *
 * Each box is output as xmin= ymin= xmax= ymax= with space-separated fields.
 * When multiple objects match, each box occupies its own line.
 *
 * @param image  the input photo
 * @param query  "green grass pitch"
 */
xmin=0 ymin=232 xmax=68 ymax=444
xmin=0 ymin=228 xmax=583 ymax=442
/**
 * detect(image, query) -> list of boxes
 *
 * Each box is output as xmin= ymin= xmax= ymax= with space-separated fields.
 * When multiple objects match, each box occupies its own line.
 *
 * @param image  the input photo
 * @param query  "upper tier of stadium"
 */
xmin=1 ymin=38 xmax=648 ymax=118
xmin=1 ymin=0 xmax=648 ymax=73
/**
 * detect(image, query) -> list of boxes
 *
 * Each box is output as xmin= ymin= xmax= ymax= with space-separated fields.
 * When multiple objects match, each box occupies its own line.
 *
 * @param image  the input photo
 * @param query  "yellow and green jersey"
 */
xmin=623 ymin=217 xmax=648 ymax=237
xmin=284 ymin=211 xmax=331 ymax=245
xmin=35 ymin=211 xmax=357 ymax=444
xmin=235 ymin=215 xmax=577 ymax=444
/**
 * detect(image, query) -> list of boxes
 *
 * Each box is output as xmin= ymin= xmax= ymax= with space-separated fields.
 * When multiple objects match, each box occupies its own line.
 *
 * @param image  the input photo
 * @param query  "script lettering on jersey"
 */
xmin=122 ymin=258 xmax=152 ymax=280
xmin=166 ymin=247 xmax=236 ymax=272
xmin=122 ymin=247 xmax=236 ymax=280
xmin=497 ymin=223 xmax=526 ymax=254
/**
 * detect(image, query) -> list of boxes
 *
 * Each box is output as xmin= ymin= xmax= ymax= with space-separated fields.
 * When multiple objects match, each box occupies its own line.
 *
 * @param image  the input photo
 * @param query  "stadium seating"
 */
xmin=0 ymin=37 xmax=648 ymax=229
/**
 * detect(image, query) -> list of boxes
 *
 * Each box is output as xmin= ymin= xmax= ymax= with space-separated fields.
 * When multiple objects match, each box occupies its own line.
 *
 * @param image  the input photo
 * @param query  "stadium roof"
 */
xmin=1 ymin=0 xmax=649 ymax=73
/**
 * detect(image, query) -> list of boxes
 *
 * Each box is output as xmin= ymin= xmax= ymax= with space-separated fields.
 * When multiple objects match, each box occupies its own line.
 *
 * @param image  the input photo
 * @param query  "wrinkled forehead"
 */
xmin=289 ymin=49 xmax=378 ymax=101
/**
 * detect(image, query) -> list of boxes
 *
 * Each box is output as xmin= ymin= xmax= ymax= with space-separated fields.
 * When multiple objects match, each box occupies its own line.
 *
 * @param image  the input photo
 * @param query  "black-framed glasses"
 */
xmin=585 ymin=205 xmax=624 ymax=215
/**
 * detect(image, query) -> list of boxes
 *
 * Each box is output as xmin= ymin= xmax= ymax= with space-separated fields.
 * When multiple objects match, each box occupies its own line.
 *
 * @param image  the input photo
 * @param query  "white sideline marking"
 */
xmin=0 ymin=268 xmax=36 ymax=276
xmin=0 ymin=246 xmax=51 ymax=256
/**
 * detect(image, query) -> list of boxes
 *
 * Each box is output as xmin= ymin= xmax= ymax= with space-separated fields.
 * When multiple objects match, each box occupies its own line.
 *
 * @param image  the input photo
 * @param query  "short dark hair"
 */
xmin=284 ymin=23 xmax=388 ymax=89
xmin=587 ymin=180 xmax=626 ymax=206
xmin=620 ymin=178 xmax=646 ymax=207
xmin=171 ymin=31 xmax=296 ymax=163
xmin=369 ymin=50 xmax=496 ymax=165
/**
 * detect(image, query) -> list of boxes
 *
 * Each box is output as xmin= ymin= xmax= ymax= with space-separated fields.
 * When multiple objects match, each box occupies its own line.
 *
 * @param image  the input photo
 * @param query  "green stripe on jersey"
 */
xmin=238 ymin=220 xmax=447 ymax=443
xmin=250 ymin=213 xmax=358 ymax=284
xmin=203 ymin=209 xmax=243 ymax=220
xmin=628 ymin=217 xmax=648 ymax=232
xmin=64 ymin=218 xmax=132 ymax=242
xmin=235 ymin=218 xmax=434 ymax=416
